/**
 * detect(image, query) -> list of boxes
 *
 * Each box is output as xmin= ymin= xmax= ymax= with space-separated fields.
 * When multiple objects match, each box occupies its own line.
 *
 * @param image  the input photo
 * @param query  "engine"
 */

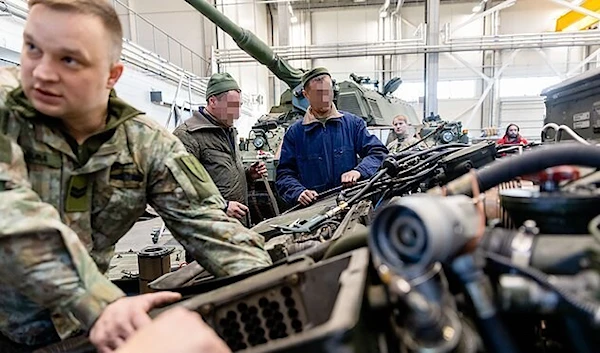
xmin=36 ymin=142 xmax=600 ymax=353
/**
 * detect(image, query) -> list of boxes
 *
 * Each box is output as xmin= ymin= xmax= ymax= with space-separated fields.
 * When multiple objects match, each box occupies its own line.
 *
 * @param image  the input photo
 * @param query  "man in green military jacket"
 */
xmin=173 ymin=73 xmax=267 ymax=226
xmin=0 ymin=0 xmax=271 ymax=352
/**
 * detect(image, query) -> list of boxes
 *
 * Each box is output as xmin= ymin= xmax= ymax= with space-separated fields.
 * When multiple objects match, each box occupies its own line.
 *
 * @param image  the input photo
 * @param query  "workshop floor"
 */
xmin=107 ymin=218 xmax=185 ymax=281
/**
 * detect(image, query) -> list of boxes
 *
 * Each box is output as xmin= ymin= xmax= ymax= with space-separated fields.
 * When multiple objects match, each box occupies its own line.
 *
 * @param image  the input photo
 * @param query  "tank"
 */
xmin=183 ymin=0 xmax=420 ymax=144
xmin=184 ymin=0 xmax=420 ymax=221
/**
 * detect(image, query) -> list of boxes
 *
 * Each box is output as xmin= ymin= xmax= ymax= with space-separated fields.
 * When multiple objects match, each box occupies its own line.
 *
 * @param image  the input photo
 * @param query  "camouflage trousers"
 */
xmin=0 ymin=330 xmax=59 ymax=353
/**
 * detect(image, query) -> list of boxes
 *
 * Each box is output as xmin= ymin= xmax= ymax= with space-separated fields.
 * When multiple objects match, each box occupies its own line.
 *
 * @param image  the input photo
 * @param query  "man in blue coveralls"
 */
xmin=276 ymin=67 xmax=388 ymax=206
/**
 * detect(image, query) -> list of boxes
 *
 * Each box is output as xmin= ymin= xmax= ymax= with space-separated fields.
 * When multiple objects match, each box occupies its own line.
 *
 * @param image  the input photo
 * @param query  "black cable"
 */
xmin=344 ymin=163 xmax=439 ymax=203
xmin=282 ymin=177 xmax=377 ymax=215
xmin=346 ymin=168 xmax=388 ymax=205
xmin=339 ymin=175 xmax=389 ymax=200
xmin=485 ymin=252 xmax=600 ymax=328
xmin=474 ymin=143 xmax=600 ymax=195
xmin=395 ymin=149 xmax=457 ymax=177
xmin=391 ymin=143 xmax=467 ymax=164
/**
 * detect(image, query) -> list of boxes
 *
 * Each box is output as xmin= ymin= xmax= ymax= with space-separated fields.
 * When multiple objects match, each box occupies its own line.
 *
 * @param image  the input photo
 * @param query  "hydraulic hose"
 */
xmin=452 ymin=254 xmax=521 ymax=353
xmin=485 ymin=252 xmax=600 ymax=328
xmin=432 ymin=143 xmax=600 ymax=196
xmin=385 ymin=144 xmax=467 ymax=176
xmin=395 ymin=149 xmax=459 ymax=177
xmin=346 ymin=168 xmax=388 ymax=205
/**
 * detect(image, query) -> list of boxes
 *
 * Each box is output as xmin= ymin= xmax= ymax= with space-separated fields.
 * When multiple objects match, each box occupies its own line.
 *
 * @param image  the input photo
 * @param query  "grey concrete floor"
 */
xmin=107 ymin=218 xmax=185 ymax=281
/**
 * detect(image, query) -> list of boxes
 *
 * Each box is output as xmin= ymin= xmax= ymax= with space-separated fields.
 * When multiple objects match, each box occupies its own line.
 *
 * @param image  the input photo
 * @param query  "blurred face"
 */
xmin=303 ymin=75 xmax=334 ymax=115
xmin=393 ymin=118 xmax=408 ymax=135
xmin=20 ymin=5 xmax=123 ymax=120
xmin=507 ymin=125 xmax=519 ymax=139
xmin=208 ymin=90 xmax=242 ymax=127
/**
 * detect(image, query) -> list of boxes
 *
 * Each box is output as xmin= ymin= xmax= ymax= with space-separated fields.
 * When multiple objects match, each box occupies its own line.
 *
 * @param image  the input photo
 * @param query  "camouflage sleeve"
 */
xmin=0 ymin=133 xmax=125 ymax=330
xmin=147 ymin=132 xmax=272 ymax=276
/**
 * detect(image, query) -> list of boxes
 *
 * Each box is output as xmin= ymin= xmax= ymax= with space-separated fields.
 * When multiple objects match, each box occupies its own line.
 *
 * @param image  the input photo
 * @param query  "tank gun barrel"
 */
xmin=185 ymin=0 xmax=304 ymax=89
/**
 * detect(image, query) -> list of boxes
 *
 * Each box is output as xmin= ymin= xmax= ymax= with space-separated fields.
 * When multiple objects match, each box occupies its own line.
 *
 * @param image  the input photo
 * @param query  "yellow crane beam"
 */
xmin=555 ymin=0 xmax=600 ymax=31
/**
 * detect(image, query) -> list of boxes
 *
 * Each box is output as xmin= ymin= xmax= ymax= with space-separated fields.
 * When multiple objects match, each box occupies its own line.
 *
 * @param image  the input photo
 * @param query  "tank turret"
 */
xmin=185 ymin=0 xmax=424 ymax=222
xmin=184 ymin=0 xmax=420 ymax=124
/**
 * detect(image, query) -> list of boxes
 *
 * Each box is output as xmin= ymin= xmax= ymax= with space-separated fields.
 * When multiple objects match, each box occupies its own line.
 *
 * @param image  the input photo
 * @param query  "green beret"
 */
xmin=302 ymin=67 xmax=330 ymax=88
xmin=205 ymin=72 xmax=240 ymax=99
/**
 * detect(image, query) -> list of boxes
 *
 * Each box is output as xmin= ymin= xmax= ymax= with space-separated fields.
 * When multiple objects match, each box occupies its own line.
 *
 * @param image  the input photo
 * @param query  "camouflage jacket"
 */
xmin=0 ymin=67 xmax=271 ymax=346
xmin=386 ymin=134 xmax=421 ymax=153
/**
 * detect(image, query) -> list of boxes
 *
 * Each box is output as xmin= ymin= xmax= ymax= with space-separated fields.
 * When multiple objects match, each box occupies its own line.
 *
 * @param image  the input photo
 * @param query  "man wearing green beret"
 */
xmin=276 ymin=67 xmax=388 ymax=206
xmin=173 ymin=72 xmax=267 ymax=225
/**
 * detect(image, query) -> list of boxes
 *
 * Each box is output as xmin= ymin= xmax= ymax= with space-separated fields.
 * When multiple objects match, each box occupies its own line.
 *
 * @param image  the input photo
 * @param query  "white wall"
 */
xmin=310 ymin=8 xmax=380 ymax=82
xmin=115 ymin=67 xmax=261 ymax=138
xmin=499 ymin=0 xmax=585 ymax=78
xmin=0 ymin=7 xmax=206 ymax=132
xmin=215 ymin=0 xmax=271 ymax=136
xmin=286 ymin=0 xmax=591 ymax=129
xmin=125 ymin=0 xmax=212 ymax=76
xmin=0 ymin=15 xmax=25 ymax=62
xmin=114 ymin=66 xmax=205 ymax=130
xmin=3 ymin=0 xmax=595 ymax=133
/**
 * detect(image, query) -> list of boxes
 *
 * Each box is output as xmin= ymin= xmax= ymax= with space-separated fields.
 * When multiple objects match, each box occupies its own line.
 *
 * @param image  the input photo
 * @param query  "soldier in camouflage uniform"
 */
xmin=0 ymin=1 xmax=270 ymax=352
xmin=386 ymin=115 xmax=422 ymax=153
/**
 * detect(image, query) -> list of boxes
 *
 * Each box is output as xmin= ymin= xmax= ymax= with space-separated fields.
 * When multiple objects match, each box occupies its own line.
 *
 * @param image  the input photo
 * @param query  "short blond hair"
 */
xmin=29 ymin=0 xmax=123 ymax=63
xmin=392 ymin=115 xmax=408 ymax=124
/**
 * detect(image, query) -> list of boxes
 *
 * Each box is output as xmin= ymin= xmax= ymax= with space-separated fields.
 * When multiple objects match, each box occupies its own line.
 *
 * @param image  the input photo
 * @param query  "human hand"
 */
xmin=298 ymin=189 xmax=318 ymax=206
xmin=90 ymin=292 xmax=182 ymax=353
xmin=248 ymin=161 xmax=268 ymax=180
xmin=115 ymin=307 xmax=231 ymax=353
xmin=226 ymin=201 xmax=249 ymax=219
xmin=341 ymin=170 xmax=361 ymax=187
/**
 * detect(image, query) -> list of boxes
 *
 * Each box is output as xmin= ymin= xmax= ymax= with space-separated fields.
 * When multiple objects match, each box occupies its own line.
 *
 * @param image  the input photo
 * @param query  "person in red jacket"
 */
xmin=497 ymin=123 xmax=528 ymax=145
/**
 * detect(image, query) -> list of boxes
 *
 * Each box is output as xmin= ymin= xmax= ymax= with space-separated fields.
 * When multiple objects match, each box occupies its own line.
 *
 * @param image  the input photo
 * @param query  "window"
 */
xmin=392 ymin=80 xmax=477 ymax=102
xmin=393 ymin=82 xmax=424 ymax=103
xmin=438 ymin=80 xmax=477 ymax=99
xmin=499 ymin=76 xmax=561 ymax=97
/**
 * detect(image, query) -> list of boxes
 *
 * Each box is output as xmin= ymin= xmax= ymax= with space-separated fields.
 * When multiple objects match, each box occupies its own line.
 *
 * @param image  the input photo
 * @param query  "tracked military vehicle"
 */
xmin=182 ymin=0 xmax=419 ymax=157
xmin=182 ymin=0 xmax=421 ymax=221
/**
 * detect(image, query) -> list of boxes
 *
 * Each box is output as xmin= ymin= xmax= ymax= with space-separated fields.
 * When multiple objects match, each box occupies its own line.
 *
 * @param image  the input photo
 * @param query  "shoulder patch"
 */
xmin=0 ymin=134 xmax=12 ymax=164
xmin=178 ymin=155 xmax=210 ymax=182
xmin=174 ymin=154 xmax=221 ymax=201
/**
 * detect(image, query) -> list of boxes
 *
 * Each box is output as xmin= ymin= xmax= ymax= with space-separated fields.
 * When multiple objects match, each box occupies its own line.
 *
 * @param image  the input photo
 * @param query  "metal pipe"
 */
xmin=216 ymin=31 xmax=600 ymax=63
xmin=567 ymin=46 xmax=600 ymax=76
xmin=391 ymin=0 xmax=405 ymax=17
xmin=425 ymin=0 xmax=440 ymax=117
xmin=536 ymin=48 xmax=566 ymax=80
xmin=548 ymin=0 xmax=600 ymax=22
xmin=444 ymin=52 xmax=492 ymax=83
xmin=379 ymin=0 xmax=391 ymax=17
xmin=451 ymin=0 xmax=517 ymax=36
xmin=463 ymin=49 xmax=520 ymax=128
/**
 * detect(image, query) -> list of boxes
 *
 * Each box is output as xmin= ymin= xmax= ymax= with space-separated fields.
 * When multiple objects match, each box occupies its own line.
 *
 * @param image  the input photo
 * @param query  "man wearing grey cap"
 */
xmin=174 ymin=72 xmax=267 ymax=225
xmin=276 ymin=67 xmax=388 ymax=206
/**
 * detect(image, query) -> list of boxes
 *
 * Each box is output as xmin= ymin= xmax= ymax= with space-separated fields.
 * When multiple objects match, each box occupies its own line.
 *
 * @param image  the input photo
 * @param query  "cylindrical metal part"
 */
xmin=370 ymin=195 xmax=480 ymax=275
xmin=137 ymin=246 xmax=173 ymax=294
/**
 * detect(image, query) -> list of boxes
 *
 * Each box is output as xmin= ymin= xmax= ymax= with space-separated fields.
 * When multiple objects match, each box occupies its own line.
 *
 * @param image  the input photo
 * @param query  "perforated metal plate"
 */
xmin=213 ymin=284 xmax=307 ymax=350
